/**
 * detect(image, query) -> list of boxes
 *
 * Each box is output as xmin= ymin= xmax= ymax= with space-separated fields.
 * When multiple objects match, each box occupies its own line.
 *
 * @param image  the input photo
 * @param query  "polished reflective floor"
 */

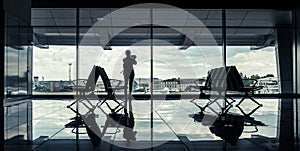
xmin=6 ymin=98 xmax=279 ymax=151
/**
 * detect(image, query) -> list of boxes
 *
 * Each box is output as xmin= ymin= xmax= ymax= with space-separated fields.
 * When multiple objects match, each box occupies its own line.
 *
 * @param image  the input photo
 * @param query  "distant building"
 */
xmin=161 ymin=78 xmax=206 ymax=92
xmin=33 ymin=76 xmax=39 ymax=87
xmin=135 ymin=77 xmax=162 ymax=90
xmin=179 ymin=78 xmax=206 ymax=92
xmin=36 ymin=80 xmax=74 ymax=92
xmin=162 ymin=78 xmax=179 ymax=91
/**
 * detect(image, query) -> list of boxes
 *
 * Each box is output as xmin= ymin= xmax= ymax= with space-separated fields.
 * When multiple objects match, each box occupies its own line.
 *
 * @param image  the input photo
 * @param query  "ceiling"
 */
xmin=31 ymin=8 xmax=292 ymax=48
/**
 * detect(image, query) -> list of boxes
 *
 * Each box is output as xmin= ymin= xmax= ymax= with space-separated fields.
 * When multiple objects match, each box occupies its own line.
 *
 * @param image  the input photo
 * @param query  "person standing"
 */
xmin=123 ymin=50 xmax=137 ymax=95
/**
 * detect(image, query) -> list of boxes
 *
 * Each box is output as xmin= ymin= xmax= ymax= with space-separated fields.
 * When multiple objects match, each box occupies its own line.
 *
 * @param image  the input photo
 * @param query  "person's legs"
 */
xmin=124 ymin=74 xmax=129 ymax=114
xmin=129 ymin=71 xmax=135 ymax=94
xmin=124 ymin=75 xmax=129 ymax=94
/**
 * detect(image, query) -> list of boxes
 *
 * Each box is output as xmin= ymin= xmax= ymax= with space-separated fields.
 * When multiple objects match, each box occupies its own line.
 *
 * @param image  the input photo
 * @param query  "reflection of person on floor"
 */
xmin=123 ymin=112 xmax=136 ymax=142
xmin=123 ymin=50 xmax=137 ymax=96
xmin=122 ymin=96 xmax=137 ymax=144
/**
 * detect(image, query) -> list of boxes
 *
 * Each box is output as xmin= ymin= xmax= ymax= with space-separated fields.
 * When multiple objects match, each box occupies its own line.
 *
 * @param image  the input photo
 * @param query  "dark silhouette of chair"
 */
xmin=98 ymin=66 xmax=126 ymax=114
xmin=71 ymin=65 xmax=100 ymax=100
xmin=66 ymin=91 xmax=131 ymax=148
xmin=66 ymin=65 xmax=101 ymax=127
xmin=193 ymin=66 xmax=263 ymax=116
xmin=65 ymin=66 xmax=130 ymax=147
xmin=226 ymin=66 xmax=263 ymax=117
xmin=65 ymin=100 xmax=102 ymax=147
xmin=193 ymin=67 xmax=235 ymax=114
xmin=97 ymin=67 xmax=138 ymax=142
xmin=66 ymin=65 xmax=102 ymax=147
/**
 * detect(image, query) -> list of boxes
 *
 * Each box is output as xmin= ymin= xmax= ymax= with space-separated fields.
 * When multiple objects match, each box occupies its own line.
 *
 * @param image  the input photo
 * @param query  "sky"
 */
xmin=33 ymin=45 xmax=277 ymax=81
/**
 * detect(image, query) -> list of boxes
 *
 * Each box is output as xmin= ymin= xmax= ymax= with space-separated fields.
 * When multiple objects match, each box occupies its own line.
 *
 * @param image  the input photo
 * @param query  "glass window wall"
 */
xmin=29 ymin=7 xmax=294 ymax=151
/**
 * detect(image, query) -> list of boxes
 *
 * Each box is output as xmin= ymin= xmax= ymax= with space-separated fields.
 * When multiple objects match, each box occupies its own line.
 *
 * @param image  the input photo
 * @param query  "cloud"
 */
xmin=227 ymin=48 xmax=277 ymax=77
xmin=33 ymin=46 xmax=76 ymax=80
xmin=33 ymin=45 xmax=277 ymax=81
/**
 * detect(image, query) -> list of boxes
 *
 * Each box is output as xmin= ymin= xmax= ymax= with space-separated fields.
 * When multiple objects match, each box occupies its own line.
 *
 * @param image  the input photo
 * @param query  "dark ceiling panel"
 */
xmin=91 ymin=9 xmax=111 ymax=19
xmin=226 ymin=28 xmax=237 ymax=34
xmin=54 ymin=19 xmax=76 ymax=26
xmin=57 ymin=28 xmax=76 ymax=34
xmin=235 ymin=28 xmax=272 ymax=35
xmin=226 ymin=10 xmax=247 ymax=19
xmin=31 ymin=0 xmax=298 ymax=9
xmin=79 ymin=9 xmax=91 ymax=19
xmin=32 ymin=19 xmax=55 ymax=26
xmin=34 ymin=28 xmax=58 ymax=34
xmin=80 ymin=19 xmax=93 ymax=26
xmin=207 ymin=10 xmax=222 ymax=19
xmin=32 ymin=9 xmax=52 ymax=19
xmin=241 ymin=19 xmax=274 ymax=27
xmin=51 ymin=9 xmax=76 ymax=19
xmin=226 ymin=20 xmax=242 ymax=26
xmin=245 ymin=11 xmax=275 ymax=19
xmin=32 ymin=8 xmax=289 ymax=47
xmin=153 ymin=28 xmax=179 ymax=34
xmin=188 ymin=10 xmax=209 ymax=19
xmin=121 ymin=28 xmax=149 ymax=34
xmin=207 ymin=28 xmax=222 ymax=35
xmin=205 ymin=20 xmax=222 ymax=26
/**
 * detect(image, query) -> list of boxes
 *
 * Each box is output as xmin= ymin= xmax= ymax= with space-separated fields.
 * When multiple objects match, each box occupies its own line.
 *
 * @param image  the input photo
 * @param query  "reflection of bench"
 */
xmin=66 ymin=65 xmax=102 ymax=147
xmin=65 ymin=66 xmax=129 ymax=147
xmin=193 ymin=66 xmax=263 ymax=116
xmin=189 ymin=111 xmax=266 ymax=145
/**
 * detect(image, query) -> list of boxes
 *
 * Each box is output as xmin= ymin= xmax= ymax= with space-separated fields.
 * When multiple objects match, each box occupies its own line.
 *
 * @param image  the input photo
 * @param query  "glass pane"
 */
xmin=152 ymin=8 xmax=224 ymax=150
xmin=5 ymin=12 xmax=20 ymax=97
xmin=78 ymin=7 xmax=151 ymax=150
xmin=32 ymin=27 xmax=76 ymax=95
xmin=31 ymin=8 xmax=77 ymax=96
xmin=18 ymin=46 xmax=28 ymax=95
xmin=226 ymin=27 xmax=278 ymax=150
xmin=226 ymin=28 xmax=278 ymax=94
xmin=6 ymin=46 xmax=19 ymax=96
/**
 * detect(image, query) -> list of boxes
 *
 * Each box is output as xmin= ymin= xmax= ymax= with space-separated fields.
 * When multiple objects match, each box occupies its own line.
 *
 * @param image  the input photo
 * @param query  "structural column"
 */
xmin=295 ymin=4 xmax=300 ymax=150
xmin=275 ymin=25 xmax=294 ymax=151
xmin=0 ymin=1 xmax=5 ymax=151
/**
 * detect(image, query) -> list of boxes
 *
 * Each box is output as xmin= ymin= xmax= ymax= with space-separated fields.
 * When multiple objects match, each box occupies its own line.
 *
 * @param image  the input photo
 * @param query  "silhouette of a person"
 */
xmin=123 ymin=50 xmax=137 ymax=95
xmin=123 ymin=112 xmax=136 ymax=143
